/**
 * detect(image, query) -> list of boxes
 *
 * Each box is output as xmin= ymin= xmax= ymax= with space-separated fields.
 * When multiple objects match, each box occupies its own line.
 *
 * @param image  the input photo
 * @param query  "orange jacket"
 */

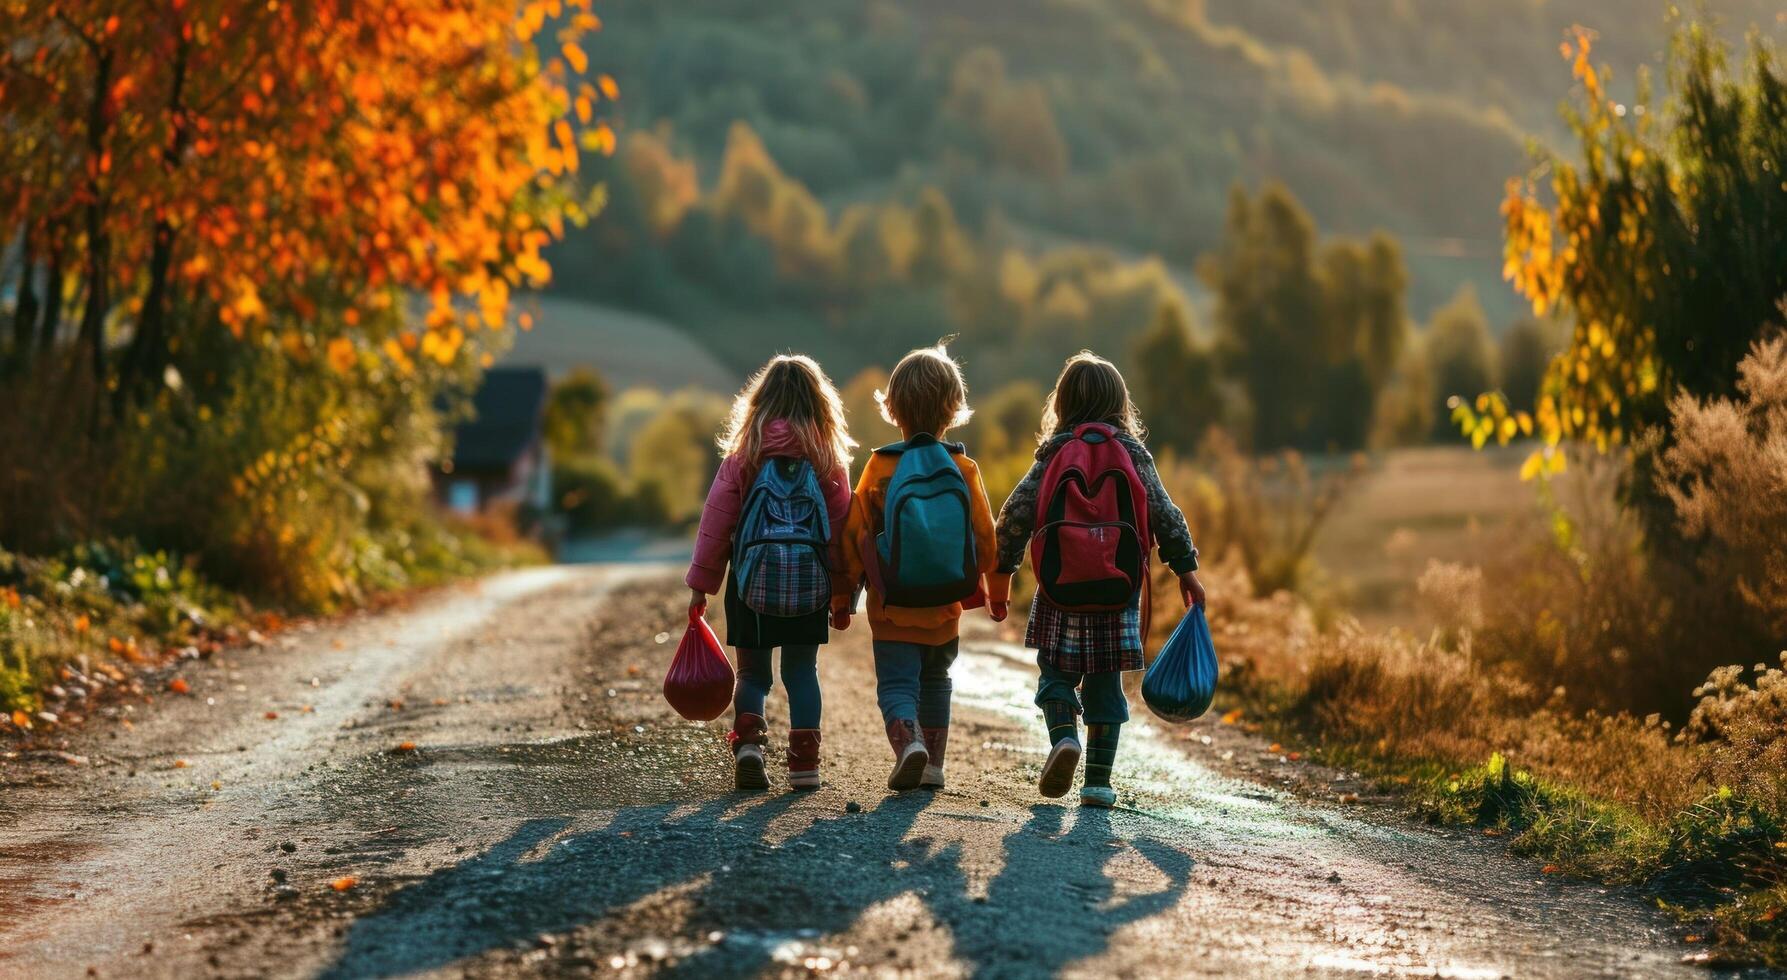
xmin=841 ymin=442 xmax=1003 ymax=645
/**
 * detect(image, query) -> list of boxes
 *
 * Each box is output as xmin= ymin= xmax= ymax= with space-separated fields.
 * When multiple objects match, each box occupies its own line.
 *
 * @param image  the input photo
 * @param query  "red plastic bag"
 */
xmin=663 ymin=606 xmax=734 ymax=721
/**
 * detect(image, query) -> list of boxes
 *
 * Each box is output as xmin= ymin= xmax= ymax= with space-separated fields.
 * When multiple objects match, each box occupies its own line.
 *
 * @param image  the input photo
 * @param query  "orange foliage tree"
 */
xmin=1455 ymin=24 xmax=1787 ymax=479
xmin=0 ymin=0 xmax=616 ymax=407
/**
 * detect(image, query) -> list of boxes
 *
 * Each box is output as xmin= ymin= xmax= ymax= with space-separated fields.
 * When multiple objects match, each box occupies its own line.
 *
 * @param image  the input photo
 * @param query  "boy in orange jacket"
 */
xmin=841 ymin=344 xmax=1003 ymax=791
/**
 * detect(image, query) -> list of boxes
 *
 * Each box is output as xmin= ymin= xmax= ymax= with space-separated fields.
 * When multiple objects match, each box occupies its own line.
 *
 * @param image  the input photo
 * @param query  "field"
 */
xmin=1312 ymin=444 xmax=1531 ymax=631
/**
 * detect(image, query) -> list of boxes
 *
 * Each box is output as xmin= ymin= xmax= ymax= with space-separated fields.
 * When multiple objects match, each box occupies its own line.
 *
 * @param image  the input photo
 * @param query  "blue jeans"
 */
xmin=873 ymin=639 xmax=958 ymax=727
xmin=734 ymin=646 xmax=821 ymax=729
xmin=1035 ymin=656 xmax=1130 ymax=725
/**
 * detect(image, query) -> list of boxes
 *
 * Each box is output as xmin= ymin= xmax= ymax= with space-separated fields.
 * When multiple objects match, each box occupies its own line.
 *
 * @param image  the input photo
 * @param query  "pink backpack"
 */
xmin=1028 ymin=423 xmax=1152 ymax=611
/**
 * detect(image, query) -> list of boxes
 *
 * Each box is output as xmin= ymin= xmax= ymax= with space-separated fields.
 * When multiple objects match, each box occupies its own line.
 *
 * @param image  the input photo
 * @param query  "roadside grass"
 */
xmin=0 ymin=524 xmax=539 ymax=730
xmin=1176 ymin=560 xmax=1787 ymax=966
xmin=1156 ymin=434 xmax=1787 ymax=966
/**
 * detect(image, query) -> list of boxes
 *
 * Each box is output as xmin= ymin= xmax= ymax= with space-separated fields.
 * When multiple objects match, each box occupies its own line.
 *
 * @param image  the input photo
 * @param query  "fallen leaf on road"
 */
xmin=172 ymin=759 xmax=190 ymax=769
xmin=11 ymin=710 xmax=31 ymax=730
xmin=331 ymin=639 xmax=346 ymax=650
xmin=1541 ymin=864 xmax=1560 ymax=874
xmin=168 ymin=678 xmax=191 ymax=694
xmin=264 ymin=711 xmax=279 ymax=720
xmin=211 ymin=780 xmax=222 ymax=790
xmin=1483 ymin=828 xmax=1503 ymax=837
xmin=1685 ymin=934 xmax=1702 ymax=943
xmin=1268 ymin=743 xmax=1283 ymax=754
xmin=393 ymin=741 xmax=417 ymax=753
xmin=386 ymin=699 xmax=404 ymax=711
xmin=1337 ymin=792 xmax=1359 ymax=804
xmin=1219 ymin=708 xmax=1243 ymax=725
xmin=331 ymin=876 xmax=358 ymax=891
xmin=1288 ymin=752 xmax=1302 ymax=762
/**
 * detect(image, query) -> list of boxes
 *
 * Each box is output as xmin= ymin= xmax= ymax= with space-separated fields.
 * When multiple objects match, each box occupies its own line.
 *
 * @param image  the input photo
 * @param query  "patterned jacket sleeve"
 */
xmin=994 ymin=457 xmax=1047 ymax=575
xmin=1130 ymin=443 xmax=1199 ymax=573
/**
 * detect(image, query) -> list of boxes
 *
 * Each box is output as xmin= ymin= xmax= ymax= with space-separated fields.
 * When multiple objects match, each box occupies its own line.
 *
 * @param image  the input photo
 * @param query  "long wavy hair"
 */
xmin=718 ymin=354 xmax=856 ymax=476
xmin=1037 ymin=351 xmax=1145 ymax=444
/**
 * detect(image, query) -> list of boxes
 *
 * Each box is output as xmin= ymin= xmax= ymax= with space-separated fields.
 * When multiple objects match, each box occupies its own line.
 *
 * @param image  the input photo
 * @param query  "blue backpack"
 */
xmin=733 ymin=457 xmax=832 ymax=618
xmin=871 ymin=435 xmax=980 ymax=608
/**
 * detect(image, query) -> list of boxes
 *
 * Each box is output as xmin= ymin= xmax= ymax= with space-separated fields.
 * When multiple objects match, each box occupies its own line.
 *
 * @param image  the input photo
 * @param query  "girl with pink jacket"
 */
xmin=686 ymin=355 xmax=856 ymax=791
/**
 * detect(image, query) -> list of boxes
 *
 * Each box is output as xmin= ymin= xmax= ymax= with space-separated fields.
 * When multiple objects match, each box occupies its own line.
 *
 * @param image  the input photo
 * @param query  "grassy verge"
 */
xmin=1189 ymin=576 xmax=1787 ymax=968
xmin=0 ymin=524 xmax=539 ymax=737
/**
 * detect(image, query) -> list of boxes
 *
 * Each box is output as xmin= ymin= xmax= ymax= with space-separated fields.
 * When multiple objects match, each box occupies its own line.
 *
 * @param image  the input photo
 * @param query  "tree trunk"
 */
xmin=38 ymin=242 xmax=65 ymax=354
xmin=10 ymin=237 xmax=39 ymax=372
xmin=79 ymin=48 xmax=114 ymax=398
xmin=118 ymin=40 xmax=189 ymax=410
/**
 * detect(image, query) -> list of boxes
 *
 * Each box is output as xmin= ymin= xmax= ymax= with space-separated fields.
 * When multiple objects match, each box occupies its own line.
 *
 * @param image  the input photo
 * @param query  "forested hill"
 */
xmin=581 ymin=0 xmax=1779 ymax=323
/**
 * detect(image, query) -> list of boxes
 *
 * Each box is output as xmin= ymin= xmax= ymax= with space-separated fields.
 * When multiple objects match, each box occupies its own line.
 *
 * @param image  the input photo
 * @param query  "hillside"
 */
xmin=498 ymin=295 xmax=736 ymax=392
xmin=580 ymin=0 xmax=1780 ymax=325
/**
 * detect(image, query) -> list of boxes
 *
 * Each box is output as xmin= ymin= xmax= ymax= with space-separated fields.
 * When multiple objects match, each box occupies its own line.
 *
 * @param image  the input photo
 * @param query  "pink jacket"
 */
xmin=685 ymin=419 xmax=853 ymax=601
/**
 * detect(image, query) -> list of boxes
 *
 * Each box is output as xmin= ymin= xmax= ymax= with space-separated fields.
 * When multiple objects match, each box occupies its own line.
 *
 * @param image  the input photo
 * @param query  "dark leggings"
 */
xmin=733 ymin=646 xmax=821 ymax=729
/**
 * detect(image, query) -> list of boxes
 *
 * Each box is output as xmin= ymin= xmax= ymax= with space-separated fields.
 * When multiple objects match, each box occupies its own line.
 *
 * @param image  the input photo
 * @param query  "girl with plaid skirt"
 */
xmin=990 ymin=353 xmax=1205 ymax=808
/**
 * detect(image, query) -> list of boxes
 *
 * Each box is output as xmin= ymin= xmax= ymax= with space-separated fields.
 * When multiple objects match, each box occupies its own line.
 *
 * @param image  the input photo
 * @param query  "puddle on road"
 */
xmin=949 ymin=638 xmax=1698 ymax=980
xmin=954 ymin=640 xmax=1327 ymax=838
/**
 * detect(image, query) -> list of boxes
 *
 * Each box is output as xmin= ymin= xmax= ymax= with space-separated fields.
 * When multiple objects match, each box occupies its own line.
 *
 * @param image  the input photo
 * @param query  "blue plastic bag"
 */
xmin=1141 ymin=605 xmax=1218 ymax=723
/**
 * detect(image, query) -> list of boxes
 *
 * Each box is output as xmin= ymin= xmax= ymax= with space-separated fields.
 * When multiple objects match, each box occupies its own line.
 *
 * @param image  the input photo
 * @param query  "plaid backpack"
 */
xmin=1028 ymin=423 xmax=1152 ymax=611
xmin=734 ymin=457 xmax=832 ymax=618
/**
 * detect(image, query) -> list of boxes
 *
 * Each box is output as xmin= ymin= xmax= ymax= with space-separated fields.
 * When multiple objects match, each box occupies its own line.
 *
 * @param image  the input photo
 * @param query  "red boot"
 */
xmin=885 ymin=718 xmax=929 ymax=791
xmin=787 ymin=729 xmax=821 ymax=790
xmin=728 ymin=713 xmax=769 ymax=791
xmin=920 ymin=726 xmax=949 ymax=789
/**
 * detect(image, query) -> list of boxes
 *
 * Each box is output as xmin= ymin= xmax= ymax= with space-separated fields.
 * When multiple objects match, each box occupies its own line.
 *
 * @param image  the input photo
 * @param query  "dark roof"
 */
xmin=451 ymin=367 xmax=548 ymax=470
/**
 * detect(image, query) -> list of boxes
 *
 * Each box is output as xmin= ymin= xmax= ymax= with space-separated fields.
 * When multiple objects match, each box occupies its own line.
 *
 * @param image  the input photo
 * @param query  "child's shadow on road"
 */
xmin=666 ymin=801 xmax=1195 ymax=978
xmin=321 ymin=795 xmax=1193 ymax=979
xmin=318 ymin=793 xmax=801 ymax=979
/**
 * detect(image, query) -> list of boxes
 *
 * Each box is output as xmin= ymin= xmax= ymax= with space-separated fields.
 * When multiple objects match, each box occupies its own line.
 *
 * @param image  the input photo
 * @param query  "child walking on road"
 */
xmin=687 ymin=355 xmax=857 ymax=792
xmin=992 ymin=352 xmax=1205 ymax=808
xmin=843 ymin=344 xmax=1000 ymax=792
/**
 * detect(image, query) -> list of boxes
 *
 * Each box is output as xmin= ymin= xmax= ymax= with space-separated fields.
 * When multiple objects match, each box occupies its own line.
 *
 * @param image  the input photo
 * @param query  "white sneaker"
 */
xmin=920 ymin=764 xmax=946 ymax=789
xmin=734 ymin=744 xmax=768 ymax=791
xmin=1038 ymin=737 xmax=1081 ymax=799
xmin=887 ymin=740 xmax=930 ymax=791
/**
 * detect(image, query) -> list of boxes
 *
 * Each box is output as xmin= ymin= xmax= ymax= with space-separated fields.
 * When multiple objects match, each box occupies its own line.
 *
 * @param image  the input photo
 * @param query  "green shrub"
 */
xmin=553 ymin=455 xmax=635 ymax=533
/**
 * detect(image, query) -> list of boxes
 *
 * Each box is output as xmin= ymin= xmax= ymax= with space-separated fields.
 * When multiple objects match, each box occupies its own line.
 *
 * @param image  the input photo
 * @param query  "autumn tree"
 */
xmin=1460 ymin=23 xmax=1787 ymax=477
xmin=0 ymin=0 xmax=617 ymax=605
xmin=0 ymin=0 xmax=615 ymax=412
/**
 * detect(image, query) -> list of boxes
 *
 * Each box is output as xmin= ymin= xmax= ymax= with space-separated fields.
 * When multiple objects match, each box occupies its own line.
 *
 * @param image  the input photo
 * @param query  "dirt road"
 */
xmin=0 ymin=565 xmax=1752 ymax=978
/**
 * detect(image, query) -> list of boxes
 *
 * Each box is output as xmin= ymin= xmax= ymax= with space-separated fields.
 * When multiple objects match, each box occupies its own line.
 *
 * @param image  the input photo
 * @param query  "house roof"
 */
xmin=451 ymin=367 xmax=548 ymax=471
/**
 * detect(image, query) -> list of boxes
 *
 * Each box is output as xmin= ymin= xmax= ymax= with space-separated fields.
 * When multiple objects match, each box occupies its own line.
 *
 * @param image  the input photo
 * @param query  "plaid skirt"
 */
xmin=1025 ymin=595 xmax=1143 ymax=674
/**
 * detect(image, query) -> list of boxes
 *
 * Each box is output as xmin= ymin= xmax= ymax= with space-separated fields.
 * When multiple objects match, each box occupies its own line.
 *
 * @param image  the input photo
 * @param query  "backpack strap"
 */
xmin=875 ymin=434 xmax=965 ymax=455
xmin=1071 ymin=422 xmax=1118 ymax=442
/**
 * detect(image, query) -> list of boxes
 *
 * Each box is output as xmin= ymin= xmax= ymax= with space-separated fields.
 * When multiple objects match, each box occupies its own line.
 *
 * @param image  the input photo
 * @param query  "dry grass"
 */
xmin=1136 ymin=340 xmax=1787 ymax=959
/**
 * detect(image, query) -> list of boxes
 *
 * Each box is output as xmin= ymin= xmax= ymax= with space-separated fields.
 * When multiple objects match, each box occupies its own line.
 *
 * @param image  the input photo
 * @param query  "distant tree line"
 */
xmin=561 ymin=121 xmax=1561 ymax=458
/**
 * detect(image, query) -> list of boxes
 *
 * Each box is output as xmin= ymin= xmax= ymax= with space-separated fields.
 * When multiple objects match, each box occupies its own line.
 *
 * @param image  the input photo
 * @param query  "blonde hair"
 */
xmin=718 ymin=354 xmax=856 ymax=476
xmin=1038 ymin=351 xmax=1145 ymax=444
xmin=876 ymin=343 xmax=973 ymax=436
